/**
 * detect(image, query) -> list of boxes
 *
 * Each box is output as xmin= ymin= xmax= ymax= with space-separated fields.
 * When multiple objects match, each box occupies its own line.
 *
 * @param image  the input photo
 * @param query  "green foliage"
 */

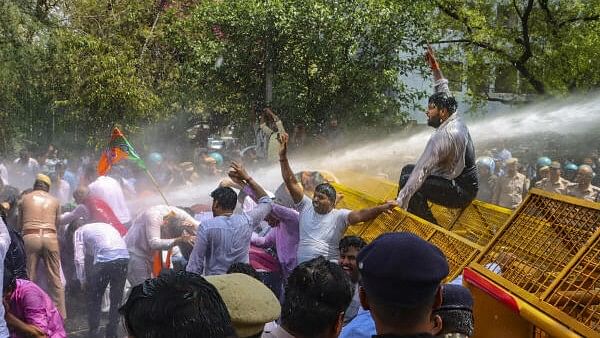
xmin=173 ymin=0 xmax=429 ymax=132
xmin=432 ymin=0 xmax=600 ymax=102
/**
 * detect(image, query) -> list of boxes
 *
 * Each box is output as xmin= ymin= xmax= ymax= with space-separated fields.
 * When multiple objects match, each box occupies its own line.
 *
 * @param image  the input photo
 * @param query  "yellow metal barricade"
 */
xmin=332 ymin=182 xmax=384 ymax=236
xmin=349 ymin=204 xmax=482 ymax=282
xmin=333 ymin=170 xmax=510 ymax=236
xmin=334 ymin=170 xmax=399 ymax=201
xmin=448 ymin=200 xmax=512 ymax=246
xmin=469 ymin=188 xmax=600 ymax=337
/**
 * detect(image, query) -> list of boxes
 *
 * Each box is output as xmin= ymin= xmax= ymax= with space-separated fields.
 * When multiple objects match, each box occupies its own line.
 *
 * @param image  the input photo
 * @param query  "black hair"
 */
xmin=433 ymin=284 xmax=474 ymax=336
xmin=339 ymin=236 xmax=367 ymax=252
xmin=0 ymin=186 xmax=20 ymax=211
xmin=176 ymin=206 xmax=195 ymax=218
xmin=434 ymin=309 xmax=474 ymax=336
xmin=3 ymin=268 xmax=16 ymax=294
xmin=119 ymin=270 xmax=236 ymax=338
xmin=428 ymin=92 xmax=458 ymax=115
xmin=314 ymin=183 xmax=336 ymax=203
xmin=210 ymin=187 xmax=238 ymax=211
xmin=227 ymin=262 xmax=261 ymax=281
xmin=281 ymin=256 xmax=353 ymax=337
xmin=366 ymin=288 xmax=437 ymax=328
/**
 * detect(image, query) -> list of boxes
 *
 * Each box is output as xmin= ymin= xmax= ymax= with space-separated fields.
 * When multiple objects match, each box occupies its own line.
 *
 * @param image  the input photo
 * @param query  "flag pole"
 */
xmin=144 ymin=168 xmax=170 ymax=206
xmin=108 ymin=127 xmax=171 ymax=207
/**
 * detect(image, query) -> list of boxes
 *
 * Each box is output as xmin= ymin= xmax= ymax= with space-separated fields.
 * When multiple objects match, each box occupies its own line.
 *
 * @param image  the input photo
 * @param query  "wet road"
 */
xmin=64 ymin=286 xmax=126 ymax=337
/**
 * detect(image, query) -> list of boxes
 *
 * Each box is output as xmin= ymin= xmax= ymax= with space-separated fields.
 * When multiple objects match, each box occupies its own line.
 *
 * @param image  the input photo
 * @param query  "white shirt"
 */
xmin=0 ymin=218 xmax=12 ymax=337
xmin=89 ymin=175 xmax=131 ymax=224
xmin=295 ymin=196 xmax=351 ymax=263
xmin=73 ymin=222 xmax=129 ymax=284
xmin=261 ymin=322 xmax=295 ymax=338
xmin=125 ymin=205 xmax=199 ymax=258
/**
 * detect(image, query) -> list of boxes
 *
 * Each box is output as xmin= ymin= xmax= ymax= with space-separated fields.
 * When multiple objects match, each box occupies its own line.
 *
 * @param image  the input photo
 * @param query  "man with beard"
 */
xmin=396 ymin=45 xmax=478 ymax=224
xmin=566 ymin=165 xmax=600 ymax=202
xmin=338 ymin=236 xmax=367 ymax=325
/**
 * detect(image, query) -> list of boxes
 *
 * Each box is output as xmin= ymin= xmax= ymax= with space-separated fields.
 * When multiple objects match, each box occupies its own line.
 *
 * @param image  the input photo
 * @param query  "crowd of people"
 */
xmin=0 ymin=45 xmax=596 ymax=338
xmin=0 ymin=123 xmax=484 ymax=338
xmin=476 ymin=151 xmax=600 ymax=209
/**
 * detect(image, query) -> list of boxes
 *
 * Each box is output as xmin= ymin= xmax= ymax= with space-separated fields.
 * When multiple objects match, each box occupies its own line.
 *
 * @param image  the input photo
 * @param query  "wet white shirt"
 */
xmin=89 ymin=175 xmax=131 ymax=224
xmin=296 ymin=196 xmax=350 ymax=263
xmin=73 ymin=222 xmax=129 ymax=284
xmin=125 ymin=205 xmax=199 ymax=258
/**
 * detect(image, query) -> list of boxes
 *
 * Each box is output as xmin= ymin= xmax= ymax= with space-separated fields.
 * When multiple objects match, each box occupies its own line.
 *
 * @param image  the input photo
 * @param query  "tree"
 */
xmin=432 ymin=0 xmax=600 ymax=102
xmin=172 ymin=0 xmax=430 ymax=134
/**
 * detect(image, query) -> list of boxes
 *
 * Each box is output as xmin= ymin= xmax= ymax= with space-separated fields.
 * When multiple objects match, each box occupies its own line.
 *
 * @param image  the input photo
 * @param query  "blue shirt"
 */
xmin=340 ymin=307 xmax=376 ymax=338
xmin=187 ymin=196 xmax=272 ymax=275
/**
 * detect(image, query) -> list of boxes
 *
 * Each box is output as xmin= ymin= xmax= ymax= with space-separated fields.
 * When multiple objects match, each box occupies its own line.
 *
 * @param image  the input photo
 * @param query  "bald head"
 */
xmin=73 ymin=186 xmax=90 ymax=204
xmin=577 ymin=165 xmax=594 ymax=186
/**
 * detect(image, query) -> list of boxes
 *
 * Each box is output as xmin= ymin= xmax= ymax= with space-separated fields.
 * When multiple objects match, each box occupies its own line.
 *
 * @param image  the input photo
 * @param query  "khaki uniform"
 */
xmin=566 ymin=183 xmax=600 ymax=202
xmin=534 ymin=177 xmax=571 ymax=195
xmin=19 ymin=190 xmax=66 ymax=318
xmin=493 ymin=172 xmax=529 ymax=210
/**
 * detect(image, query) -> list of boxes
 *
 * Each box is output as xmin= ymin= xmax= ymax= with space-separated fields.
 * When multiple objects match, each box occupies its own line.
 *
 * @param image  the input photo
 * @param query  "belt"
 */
xmin=23 ymin=228 xmax=57 ymax=236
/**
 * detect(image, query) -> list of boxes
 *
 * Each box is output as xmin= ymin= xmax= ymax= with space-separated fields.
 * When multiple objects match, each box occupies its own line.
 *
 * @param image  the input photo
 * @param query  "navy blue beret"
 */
xmin=357 ymin=232 xmax=449 ymax=306
xmin=437 ymin=284 xmax=473 ymax=312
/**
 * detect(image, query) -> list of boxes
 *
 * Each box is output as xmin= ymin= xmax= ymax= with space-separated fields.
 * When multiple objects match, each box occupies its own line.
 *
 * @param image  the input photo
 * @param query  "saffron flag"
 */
xmin=97 ymin=127 xmax=146 ymax=176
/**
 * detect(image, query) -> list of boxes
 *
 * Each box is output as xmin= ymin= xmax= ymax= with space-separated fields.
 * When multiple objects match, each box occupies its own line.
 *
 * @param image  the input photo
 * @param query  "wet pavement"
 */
xmin=64 ymin=286 xmax=126 ymax=338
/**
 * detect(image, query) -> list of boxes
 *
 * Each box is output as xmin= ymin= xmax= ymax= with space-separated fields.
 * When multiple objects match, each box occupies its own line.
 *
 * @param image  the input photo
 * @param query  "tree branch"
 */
xmin=512 ymin=0 xmax=523 ymax=19
xmin=559 ymin=15 xmax=600 ymax=28
xmin=485 ymin=93 xmax=532 ymax=104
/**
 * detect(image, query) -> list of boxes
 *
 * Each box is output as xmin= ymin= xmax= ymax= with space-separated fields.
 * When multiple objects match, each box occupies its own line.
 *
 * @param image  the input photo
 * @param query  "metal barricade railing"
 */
xmin=469 ymin=188 xmax=600 ymax=337
xmin=332 ymin=182 xmax=384 ymax=236
xmin=333 ymin=173 xmax=511 ymax=247
xmin=448 ymin=200 xmax=512 ymax=246
xmin=355 ymin=206 xmax=483 ymax=282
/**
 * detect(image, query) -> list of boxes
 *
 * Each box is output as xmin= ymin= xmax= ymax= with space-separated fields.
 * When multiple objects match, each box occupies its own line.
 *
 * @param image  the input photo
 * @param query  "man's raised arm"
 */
xmin=425 ymin=44 xmax=451 ymax=95
xmin=278 ymin=133 xmax=304 ymax=204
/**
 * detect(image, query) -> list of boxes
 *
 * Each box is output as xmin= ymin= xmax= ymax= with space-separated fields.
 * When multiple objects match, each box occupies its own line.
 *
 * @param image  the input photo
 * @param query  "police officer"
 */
xmin=357 ymin=232 xmax=449 ymax=337
xmin=535 ymin=161 xmax=571 ymax=195
xmin=492 ymin=158 xmax=529 ymax=209
xmin=566 ymin=165 xmax=600 ymax=202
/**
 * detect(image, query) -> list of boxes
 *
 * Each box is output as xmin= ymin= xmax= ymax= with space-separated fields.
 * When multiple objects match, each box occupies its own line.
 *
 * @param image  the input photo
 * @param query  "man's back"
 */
xmin=20 ymin=190 xmax=60 ymax=231
xmin=195 ymin=214 xmax=254 ymax=275
xmin=76 ymin=222 xmax=128 ymax=261
xmin=88 ymin=175 xmax=131 ymax=224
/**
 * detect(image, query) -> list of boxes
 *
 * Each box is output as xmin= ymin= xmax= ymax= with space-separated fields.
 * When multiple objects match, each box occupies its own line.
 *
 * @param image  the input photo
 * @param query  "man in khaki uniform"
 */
xmin=535 ymin=161 xmax=571 ymax=195
xmin=18 ymin=174 xmax=66 ymax=318
xmin=566 ymin=165 xmax=600 ymax=202
xmin=492 ymin=158 xmax=529 ymax=209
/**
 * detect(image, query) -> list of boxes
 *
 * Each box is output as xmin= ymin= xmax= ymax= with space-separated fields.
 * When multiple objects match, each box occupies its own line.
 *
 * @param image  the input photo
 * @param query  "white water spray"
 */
xmin=135 ymin=95 xmax=600 ymax=209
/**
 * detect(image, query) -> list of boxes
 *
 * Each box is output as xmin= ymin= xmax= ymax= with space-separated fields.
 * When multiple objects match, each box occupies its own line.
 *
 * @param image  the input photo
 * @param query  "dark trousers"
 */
xmin=258 ymin=271 xmax=283 ymax=301
xmin=86 ymin=258 xmax=129 ymax=338
xmin=398 ymin=164 xmax=477 ymax=224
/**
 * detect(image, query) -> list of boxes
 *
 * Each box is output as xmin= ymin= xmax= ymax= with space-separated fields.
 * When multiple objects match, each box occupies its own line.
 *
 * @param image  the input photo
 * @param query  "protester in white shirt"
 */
xmin=83 ymin=165 xmax=132 ymax=226
xmin=68 ymin=221 xmax=129 ymax=338
xmin=125 ymin=205 xmax=198 ymax=286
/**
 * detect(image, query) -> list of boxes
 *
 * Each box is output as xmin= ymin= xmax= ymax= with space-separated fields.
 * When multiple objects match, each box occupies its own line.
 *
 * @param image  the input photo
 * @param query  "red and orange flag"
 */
xmin=97 ymin=127 xmax=147 ymax=176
